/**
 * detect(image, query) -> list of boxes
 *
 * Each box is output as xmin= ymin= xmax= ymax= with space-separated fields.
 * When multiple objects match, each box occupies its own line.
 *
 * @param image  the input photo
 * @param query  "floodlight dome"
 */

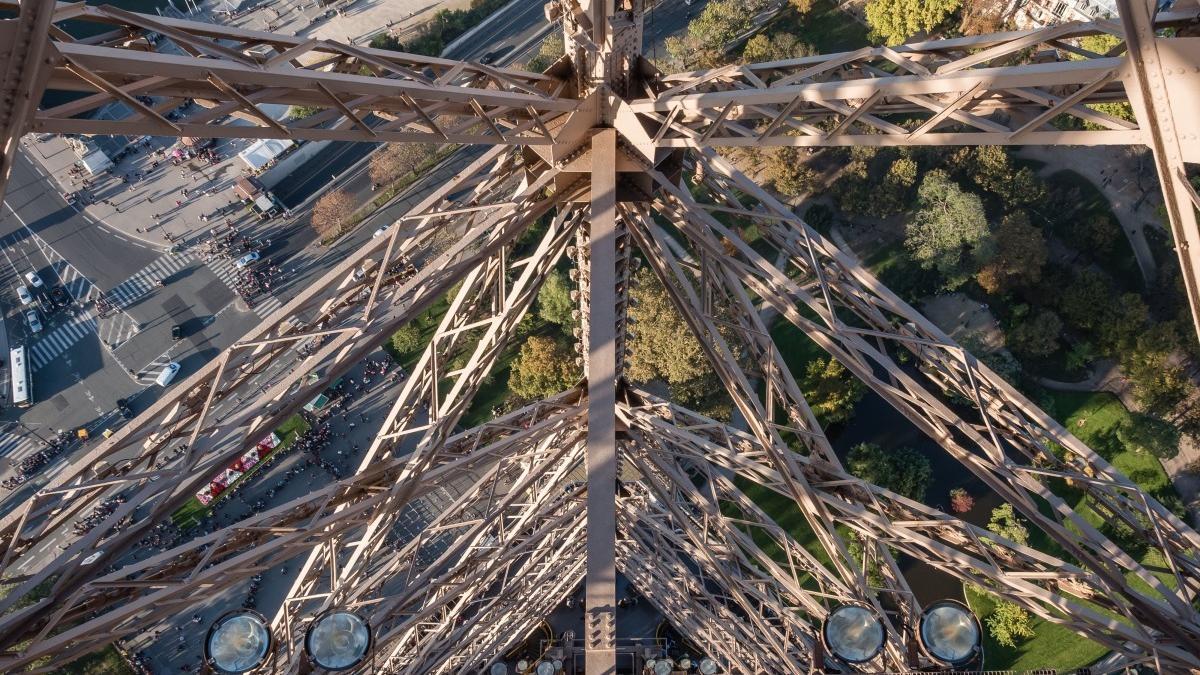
xmin=653 ymin=658 xmax=673 ymax=675
xmin=822 ymin=603 xmax=885 ymax=664
xmin=490 ymin=664 xmax=508 ymax=675
xmin=305 ymin=610 xmax=371 ymax=671
xmin=699 ymin=657 xmax=719 ymax=674
xmin=918 ymin=600 xmax=982 ymax=665
xmin=517 ymin=658 xmax=529 ymax=672
xmin=204 ymin=610 xmax=272 ymax=674
xmin=678 ymin=655 xmax=692 ymax=669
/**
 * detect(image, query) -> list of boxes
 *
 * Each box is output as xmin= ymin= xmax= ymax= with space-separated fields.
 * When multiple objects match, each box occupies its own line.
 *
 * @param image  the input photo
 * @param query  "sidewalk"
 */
xmin=23 ymin=132 xmax=265 ymax=252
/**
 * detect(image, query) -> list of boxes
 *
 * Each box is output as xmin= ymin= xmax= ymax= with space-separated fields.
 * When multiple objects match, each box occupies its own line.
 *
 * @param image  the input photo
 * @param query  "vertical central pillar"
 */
xmin=584 ymin=128 xmax=618 ymax=675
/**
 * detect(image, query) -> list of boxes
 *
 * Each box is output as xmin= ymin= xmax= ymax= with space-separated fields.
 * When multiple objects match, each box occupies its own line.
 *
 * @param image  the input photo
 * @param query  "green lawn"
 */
xmin=53 ymin=645 xmax=133 ymax=675
xmin=966 ymin=390 xmax=1179 ymax=671
xmin=965 ymin=585 xmax=1107 ymax=673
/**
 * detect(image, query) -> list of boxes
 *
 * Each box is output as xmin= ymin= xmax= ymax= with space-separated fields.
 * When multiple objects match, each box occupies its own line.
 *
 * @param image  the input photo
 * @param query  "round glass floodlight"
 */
xmin=204 ymin=610 xmax=272 ymax=674
xmin=679 ymin=656 xmax=692 ymax=669
xmin=490 ymin=664 xmax=508 ymax=675
xmin=698 ymin=657 xmax=719 ymax=674
xmin=516 ymin=659 xmax=529 ymax=672
xmin=918 ymin=600 xmax=982 ymax=666
xmin=821 ymin=603 xmax=885 ymax=664
xmin=653 ymin=659 xmax=673 ymax=675
xmin=304 ymin=610 xmax=371 ymax=671
xmin=536 ymin=661 xmax=554 ymax=675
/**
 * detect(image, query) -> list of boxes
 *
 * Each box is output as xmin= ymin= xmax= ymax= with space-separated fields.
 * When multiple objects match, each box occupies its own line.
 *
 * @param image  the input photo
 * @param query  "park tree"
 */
xmin=1122 ymin=326 xmax=1191 ymax=415
xmin=788 ymin=0 xmax=815 ymax=13
xmin=311 ymin=190 xmax=355 ymax=238
xmin=847 ymin=442 xmax=932 ymax=501
xmin=865 ymin=0 xmax=961 ymax=45
xmin=871 ymin=157 xmax=918 ymax=216
xmin=800 ymin=357 xmax=865 ymax=426
xmin=949 ymin=487 xmax=975 ymax=513
xmin=369 ymin=143 xmax=434 ymax=187
xmin=667 ymin=0 xmax=765 ymax=69
xmin=959 ymin=0 xmax=1007 ymax=34
xmin=1069 ymin=35 xmax=1136 ymax=125
xmin=985 ymin=599 xmax=1036 ymax=648
xmin=525 ymin=33 xmax=564 ymax=72
xmin=975 ymin=211 xmax=1047 ymax=294
xmin=1057 ymin=268 xmax=1111 ymax=334
xmin=765 ymin=147 xmax=819 ymax=197
xmin=987 ymin=503 xmax=1029 ymax=545
xmin=536 ymin=269 xmax=577 ymax=330
xmin=390 ymin=324 xmax=423 ymax=356
xmin=742 ymin=32 xmax=812 ymax=64
xmin=1006 ymin=309 xmax=1062 ymax=359
xmin=508 ymin=336 xmax=579 ymax=399
xmin=960 ymin=146 xmax=1046 ymax=207
xmin=905 ymin=169 xmax=991 ymax=289
xmin=1117 ymin=413 xmax=1181 ymax=459
xmin=627 ymin=268 xmax=711 ymax=385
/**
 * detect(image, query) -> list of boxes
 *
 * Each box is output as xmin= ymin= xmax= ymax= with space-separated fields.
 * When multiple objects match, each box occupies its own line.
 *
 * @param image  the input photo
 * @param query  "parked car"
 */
xmin=24 ymin=271 xmax=43 ymax=289
xmin=25 ymin=310 xmax=42 ymax=333
xmin=372 ymin=224 xmax=391 ymax=238
xmin=116 ymin=398 xmax=134 ymax=420
xmin=16 ymin=285 xmax=32 ymax=306
xmin=172 ymin=324 xmax=182 ymax=341
xmin=235 ymin=251 xmax=261 ymax=269
xmin=49 ymin=287 xmax=70 ymax=309
xmin=155 ymin=362 xmax=181 ymax=387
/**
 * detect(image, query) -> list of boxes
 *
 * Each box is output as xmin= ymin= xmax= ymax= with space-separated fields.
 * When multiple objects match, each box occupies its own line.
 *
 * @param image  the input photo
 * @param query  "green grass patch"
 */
xmin=52 ymin=644 xmax=134 ymax=675
xmin=965 ymin=585 xmax=1106 ymax=672
xmin=768 ymin=316 xmax=825 ymax=376
xmin=384 ymin=292 xmax=453 ymax=372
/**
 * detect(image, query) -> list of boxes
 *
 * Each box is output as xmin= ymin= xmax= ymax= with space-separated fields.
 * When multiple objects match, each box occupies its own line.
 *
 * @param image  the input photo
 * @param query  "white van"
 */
xmin=155 ymin=362 xmax=181 ymax=387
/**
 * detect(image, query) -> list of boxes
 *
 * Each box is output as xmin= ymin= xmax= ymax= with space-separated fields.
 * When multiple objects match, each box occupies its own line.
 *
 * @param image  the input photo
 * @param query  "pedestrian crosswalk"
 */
xmin=202 ymin=255 xmax=283 ymax=318
xmin=18 ymin=230 xmax=141 ymax=348
xmin=29 ymin=311 xmax=97 ymax=370
xmin=0 ymin=430 xmax=41 ymax=462
xmin=106 ymin=250 xmax=197 ymax=310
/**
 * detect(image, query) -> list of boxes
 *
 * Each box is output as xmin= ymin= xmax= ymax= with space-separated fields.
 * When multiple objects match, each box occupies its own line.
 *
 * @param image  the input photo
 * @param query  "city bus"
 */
xmin=10 ymin=347 xmax=30 ymax=408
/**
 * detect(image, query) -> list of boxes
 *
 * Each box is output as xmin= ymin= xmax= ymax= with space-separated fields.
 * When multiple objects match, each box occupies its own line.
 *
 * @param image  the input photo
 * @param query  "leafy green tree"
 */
xmin=847 ymin=442 xmax=932 ymax=501
xmin=1117 ymin=413 xmax=1181 ymax=459
xmin=1121 ymin=324 xmax=1190 ymax=415
xmin=369 ymin=33 xmax=404 ymax=51
xmin=872 ymin=157 xmax=918 ymax=216
xmin=508 ymin=336 xmax=579 ymax=398
xmin=905 ymin=170 xmax=991 ymax=289
xmin=976 ymin=211 xmax=1047 ymax=294
xmin=627 ymin=268 xmax=710 ymax=385
xmin=668 ymin=0 xmax=766 ymax=68
xmin=801 ymin=357 xmax=865 ymax=426
xmin=765 ymin=147 xmax=818 ymax=197
xmin=1057 ymin=268 xmax=1110 ymax=334
xmin=865 ymin=0 xmax=961 ymax=45
xmin=525 ymin=33 xmax=564 ymax=72
xmin=987 ymin=503 xmax=1029 ymax=545
xmin=742 ymin=32 xmax=812 ymax=64
xmin=804 ymin=203 xmax=834 ymax=233
xmin=985 ymin=599 xmax=1036 ymax=648
xmin=537 ymin=269 xmax=577 ymax=330
xmin=1006 ymin=309 xmax=1062 ymax=359
xmin=390 ymin=324 xmax=422 ymax=356
xmin=962 ymin=146 xmax=1046 ymax=207
xmin=1068 ymin=35 xmax=1135 ymax=126
xmin=834 ymin=160 xmax=873 ymax=215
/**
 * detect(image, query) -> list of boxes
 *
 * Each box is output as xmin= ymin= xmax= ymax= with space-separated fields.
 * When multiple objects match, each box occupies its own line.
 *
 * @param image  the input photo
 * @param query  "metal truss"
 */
xmin=1 ymin=0 xmax=1200 ymax=672
xmin=630 ymin=13 xmax=1195 ymax=149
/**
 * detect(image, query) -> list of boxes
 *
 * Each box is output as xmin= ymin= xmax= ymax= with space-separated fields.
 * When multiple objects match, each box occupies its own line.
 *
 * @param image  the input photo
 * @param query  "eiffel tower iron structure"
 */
xmin=1 ymin=0 xmax=1200 ymax=671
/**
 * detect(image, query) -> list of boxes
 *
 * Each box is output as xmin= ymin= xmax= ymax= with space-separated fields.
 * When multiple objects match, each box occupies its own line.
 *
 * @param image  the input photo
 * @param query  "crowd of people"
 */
xmin=74 ymin=495 xmax=129 ymax=536
xmin=2 ymin=430 xmax=74 ymax=489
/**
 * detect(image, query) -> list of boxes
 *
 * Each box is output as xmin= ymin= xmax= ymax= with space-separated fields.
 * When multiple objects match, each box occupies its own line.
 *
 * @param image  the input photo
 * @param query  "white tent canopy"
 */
xmin=238 ymin=138 xmax=294 ymax=171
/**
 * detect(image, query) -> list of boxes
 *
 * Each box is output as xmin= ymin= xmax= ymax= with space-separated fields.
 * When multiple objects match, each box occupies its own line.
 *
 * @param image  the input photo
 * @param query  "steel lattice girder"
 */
xmin=0 ymin=0 xmax=575 ymax=146
xmin=629 ymin=13 xmax=1197 ymax=149
xmin=0 ymin=0 xmax=1199 ymax=670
